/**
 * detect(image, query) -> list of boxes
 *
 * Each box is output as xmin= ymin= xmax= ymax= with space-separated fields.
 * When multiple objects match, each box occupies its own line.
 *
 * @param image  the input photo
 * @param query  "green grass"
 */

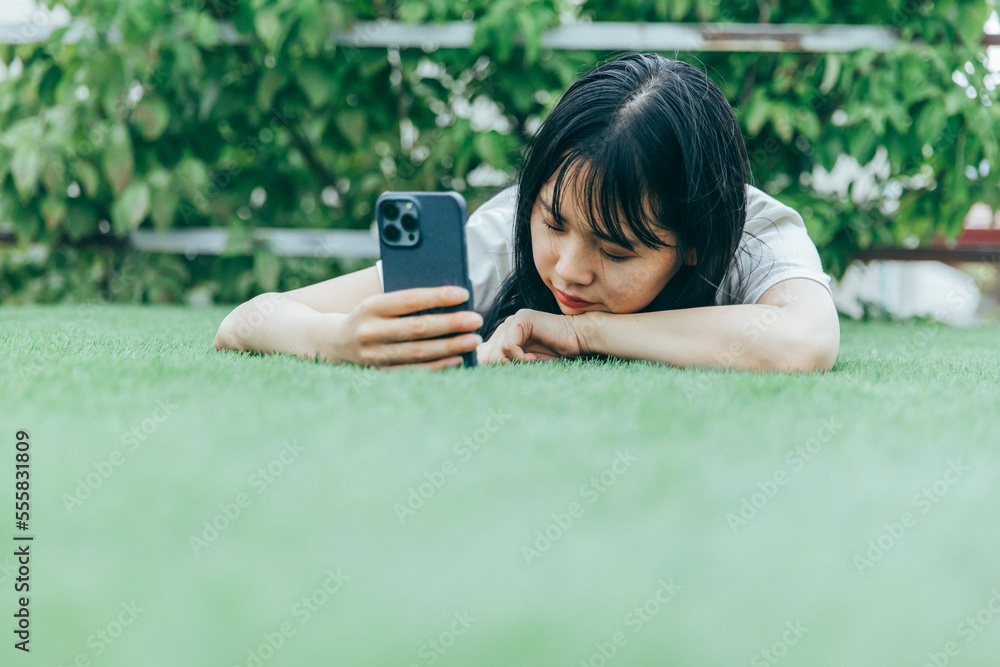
xmin=2 ymin=303 xmax=999 ymax=666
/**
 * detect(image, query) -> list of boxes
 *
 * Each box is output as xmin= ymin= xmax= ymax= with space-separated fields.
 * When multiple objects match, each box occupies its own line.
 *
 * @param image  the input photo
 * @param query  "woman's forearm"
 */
xmin=215 ymin=293 xmax=347 ymax=362
xmin=577 ymin=304 xmax=834 ymax=372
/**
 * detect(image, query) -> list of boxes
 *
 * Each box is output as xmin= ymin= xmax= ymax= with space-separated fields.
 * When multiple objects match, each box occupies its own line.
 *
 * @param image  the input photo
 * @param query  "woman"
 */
xmin=215 ymin=53 xmax=839 ymax=372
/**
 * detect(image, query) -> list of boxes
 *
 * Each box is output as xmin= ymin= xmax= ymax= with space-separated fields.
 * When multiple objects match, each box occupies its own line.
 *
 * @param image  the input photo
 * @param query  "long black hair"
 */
xmin=479 ymin=53 xmax=749 ymax=339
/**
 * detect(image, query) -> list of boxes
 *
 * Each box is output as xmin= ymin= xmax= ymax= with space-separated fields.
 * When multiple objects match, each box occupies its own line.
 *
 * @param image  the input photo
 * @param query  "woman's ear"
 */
xmin=684 ymin=248 xmax=697 ymax=266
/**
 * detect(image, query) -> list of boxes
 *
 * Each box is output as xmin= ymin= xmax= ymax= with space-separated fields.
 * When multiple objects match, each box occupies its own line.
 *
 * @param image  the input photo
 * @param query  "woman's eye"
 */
xmin=601 ymin=250 xmax=632 ymax=262
xmin=542 ymin=218 xmax=630 ymax=261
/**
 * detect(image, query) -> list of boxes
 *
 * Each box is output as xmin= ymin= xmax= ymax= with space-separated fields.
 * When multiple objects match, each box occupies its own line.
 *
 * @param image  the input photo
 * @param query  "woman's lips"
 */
xmin=555 ymin=289 xmax=595 ymax=308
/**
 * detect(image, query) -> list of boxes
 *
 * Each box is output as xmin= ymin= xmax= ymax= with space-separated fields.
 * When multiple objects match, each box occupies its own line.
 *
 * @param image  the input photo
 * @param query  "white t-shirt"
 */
xmin=375 ymin=185 xmax=832 ymax=315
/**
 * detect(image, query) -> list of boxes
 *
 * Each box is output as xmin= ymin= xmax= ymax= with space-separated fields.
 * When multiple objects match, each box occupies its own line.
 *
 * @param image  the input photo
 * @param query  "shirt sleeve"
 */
xmin=374 ymin=186 xmax=517 ymax=315
xmin=715 ymin=186 xmax=833 ymax=306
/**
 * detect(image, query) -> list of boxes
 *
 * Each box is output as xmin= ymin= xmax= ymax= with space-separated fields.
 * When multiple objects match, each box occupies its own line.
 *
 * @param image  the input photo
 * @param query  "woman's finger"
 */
xmin=366 ymin=333 xmax=480 ymax=366
xmin=476 ymin=340 xmax=509 ymax=366
xmin=372 ymin=310 xmax=482 ymax=343
xmin=502 ymin=341 xmax=529 ymax=363
xmin=380 ymin=355 xmax=465 ymax=371
xmin=364 ymin=286 xmax=470 ymax=317
xmin=497 ymin=318 xmax=532 ymax=363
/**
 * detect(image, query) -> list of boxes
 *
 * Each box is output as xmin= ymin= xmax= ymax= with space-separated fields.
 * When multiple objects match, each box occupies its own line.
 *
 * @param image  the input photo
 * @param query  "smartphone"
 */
xmin=376 ymin=191 xmax=477 ymax=368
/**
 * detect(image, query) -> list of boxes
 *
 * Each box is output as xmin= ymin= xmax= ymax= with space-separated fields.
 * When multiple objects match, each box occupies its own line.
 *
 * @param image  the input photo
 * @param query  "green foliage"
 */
xmin=0 ymin=0 xmax=998 ymax=302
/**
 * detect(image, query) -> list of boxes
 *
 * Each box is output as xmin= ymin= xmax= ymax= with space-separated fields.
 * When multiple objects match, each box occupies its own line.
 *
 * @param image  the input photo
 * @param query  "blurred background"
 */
xmin=1 ymin=0 xmax=999 ymax=321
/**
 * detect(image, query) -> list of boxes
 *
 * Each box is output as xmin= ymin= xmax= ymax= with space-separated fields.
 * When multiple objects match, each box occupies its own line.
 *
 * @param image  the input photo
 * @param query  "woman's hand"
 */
xmin=328 ymin=286 xmax=482 ymax=370
xmin=477 ymin=308 xmax=587 ymax=365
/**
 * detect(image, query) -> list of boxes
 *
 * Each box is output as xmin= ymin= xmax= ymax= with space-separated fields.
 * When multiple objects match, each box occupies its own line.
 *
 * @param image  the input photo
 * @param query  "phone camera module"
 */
xmin=380 ymin=198 xmax=420 ymax=247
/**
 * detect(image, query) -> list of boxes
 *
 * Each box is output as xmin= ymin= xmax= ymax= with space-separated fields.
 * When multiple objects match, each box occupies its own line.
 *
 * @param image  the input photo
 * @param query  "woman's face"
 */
xmin=530 ymin=169 xmax=693 ymax=315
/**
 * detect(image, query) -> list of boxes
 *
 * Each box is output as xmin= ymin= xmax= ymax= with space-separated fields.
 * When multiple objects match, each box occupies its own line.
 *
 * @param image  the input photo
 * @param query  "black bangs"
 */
xmin=549 ymin=149 xmax=679 ymax=254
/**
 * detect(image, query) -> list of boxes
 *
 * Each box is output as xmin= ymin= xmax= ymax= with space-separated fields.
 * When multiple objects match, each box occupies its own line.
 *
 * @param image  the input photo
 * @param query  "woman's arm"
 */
xmin=213 ymin=292 xmax=348 ymax=359
xmin=577 ymin=279 xmax=840 ymax=372
xmin=479 ymin=278 xmax=840 ymax=373
xmin=213 ymin=266 xmax=383 ymax=358
xmin=214 ymin=266 xmax=482 ymax=368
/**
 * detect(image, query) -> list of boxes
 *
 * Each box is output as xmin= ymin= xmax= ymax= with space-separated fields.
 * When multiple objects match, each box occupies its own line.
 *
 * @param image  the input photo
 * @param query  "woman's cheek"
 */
xmin=608 ymin=263 xmax=660 ymax=313
xmin=530 ymin=227 xmax=550 ymax=273
xmin=602 ymin=266 xmax=632 ymax=312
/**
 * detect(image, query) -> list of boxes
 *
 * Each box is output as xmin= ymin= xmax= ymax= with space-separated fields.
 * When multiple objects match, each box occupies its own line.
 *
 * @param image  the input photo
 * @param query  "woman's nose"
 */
xmin=554 ymin=237 xmax=595 ymax=286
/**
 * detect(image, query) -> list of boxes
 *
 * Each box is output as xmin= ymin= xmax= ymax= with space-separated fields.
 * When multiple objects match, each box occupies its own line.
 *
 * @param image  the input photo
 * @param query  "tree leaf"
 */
xmin=847 ymin=123 xmax=878 ymax=165
xmin=11 ymin=145 xmax=42 ymax=202
xmin=0 ymin=146 xmax=11 ymax=184
xmin=296 ymin=62 xmax=334 ymax=108
xmin=516 ymin=10 xmax=539 ymax=65
xmin=819 ymin=54 xmax=840 ymax=95
xmin=110 ymin=180 xmax=150 ymax=235
xmin=102 ymin=124 xmax=135 ymax=197
xmin=73 ymin=160 xmax=102 ymax=198
xmin=772 ymin=105 xmax=794 ymax=143
xmin=956 ymin=4 xmax=990 ymax=46
xmin=192 ymin=13 xmax=221 ymax=47
xmin=745 ymin=89 xmax=771 ymax=136
xmin=150 ymin=188 xmax=179 ymax=231
xmin=916 ymin=104 xmax=946 ymax=144
xmin=670 ymin=0 xmax=693 ymax=21
xmin=41 ymin=196 xmax=68 ymax=231
xmin=696 ymin=0 xmax=717 ymax=20
xmin=398 ymin=2 xmax=430 ymax=23
xmin=133 ymin=97 xmax=171 ymax=141
xmin=42 ymin=160 xmax=67 ymax=194
xmin=335 ymin=110 xmax=367 ymax=148
xmin=199 ymin=81 xmax=221 ymax=120
xmin=473 ymin=131 xmax=508 ymax=168
xmin=256 ymin=69 xmax=287 ymax=111
xmin=254 ymin=10 xmax=287 ymax=53
xmin=37 ymin=63 xmax=62 ymax=105
xmin=297 ymin=7 xmax=327 ymax=57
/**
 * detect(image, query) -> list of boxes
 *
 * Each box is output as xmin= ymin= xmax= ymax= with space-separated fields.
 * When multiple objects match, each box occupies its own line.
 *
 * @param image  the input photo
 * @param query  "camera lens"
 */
xmin=400 ymin=213 xmax=418 ymax=231
xmin=381 ymin=201 xmax=400 ymax=220
xmin=384 ymin=225 xmax=401 ymax=242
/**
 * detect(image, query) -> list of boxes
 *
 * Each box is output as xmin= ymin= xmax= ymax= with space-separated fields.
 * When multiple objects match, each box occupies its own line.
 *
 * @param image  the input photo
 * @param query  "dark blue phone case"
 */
xmin=376 ymin=191 xmax=477 ymax=368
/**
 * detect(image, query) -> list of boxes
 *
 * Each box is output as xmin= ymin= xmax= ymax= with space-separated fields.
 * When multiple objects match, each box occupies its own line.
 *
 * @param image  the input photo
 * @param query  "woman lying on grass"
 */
xmin=215 ymin=53 xmax=839 ymax=372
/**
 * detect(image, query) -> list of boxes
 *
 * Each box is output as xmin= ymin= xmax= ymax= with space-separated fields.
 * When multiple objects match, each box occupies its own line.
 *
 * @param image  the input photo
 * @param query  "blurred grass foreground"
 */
xmin=2 ymin=0 xmax=1000 ymax=304
xmin=2 ymin=305 xmax=1000 ymax=665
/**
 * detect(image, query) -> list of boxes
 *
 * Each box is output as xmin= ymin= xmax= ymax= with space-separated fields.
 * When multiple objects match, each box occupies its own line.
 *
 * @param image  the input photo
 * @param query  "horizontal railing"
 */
xmin=337 ymin=21 xmax=905 ymax=52
xmin=129 ymin=227 xmax=379 ymax=258
xmin=4 ymin=18 xmax=1000 ymax=50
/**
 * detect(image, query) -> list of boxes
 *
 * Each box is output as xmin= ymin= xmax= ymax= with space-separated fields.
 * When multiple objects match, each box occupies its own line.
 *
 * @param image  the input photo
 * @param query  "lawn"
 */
xmin=2 ymin=303 xmax=999 ymax=666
